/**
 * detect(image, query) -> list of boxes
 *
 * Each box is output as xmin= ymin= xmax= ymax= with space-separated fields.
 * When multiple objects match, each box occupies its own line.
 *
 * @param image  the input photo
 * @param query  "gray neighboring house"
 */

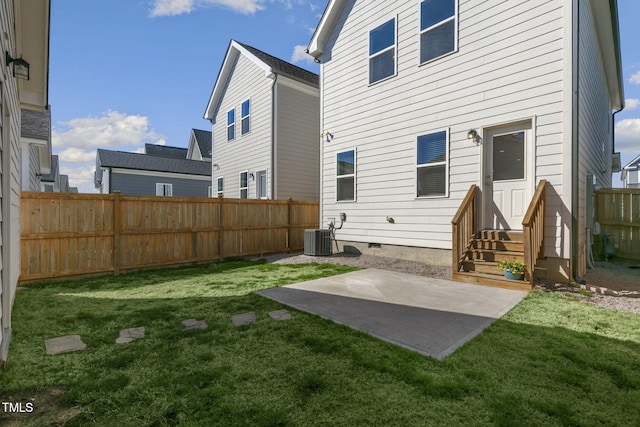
xmin=94 ymin=147 xmax=212 ymax=197
xmin=41 ymin=154 xmax=61 ymax=192
xmin=187 ymin=129 xmax=212 ymax=162
xmin=20 ymin=107 xmax=52 ymax=191
xmin=204 ymin=40 xmax=319 ymax=200
xmin=620 ymin=155 xmax=640 ymax=188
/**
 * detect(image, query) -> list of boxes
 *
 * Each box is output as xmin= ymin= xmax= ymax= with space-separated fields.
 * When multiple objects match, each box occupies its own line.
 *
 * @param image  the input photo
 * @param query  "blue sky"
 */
xmin=50 ymin=0 xmax=640 ymax=193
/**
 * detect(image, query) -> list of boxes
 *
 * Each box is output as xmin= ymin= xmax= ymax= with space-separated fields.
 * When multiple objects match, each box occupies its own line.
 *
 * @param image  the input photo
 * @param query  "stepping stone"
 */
xmin=115 ymin=327 xmax=145 ymax=344
xmin=268 ymin=309 xmax=291 ymax=321
xmin=232 ymin=312 xmax=256 ymax=327
xmin=45 ymin=335 xmax=87 ymax=355
xmin=182 ymin=319 xmax=208 ymax=330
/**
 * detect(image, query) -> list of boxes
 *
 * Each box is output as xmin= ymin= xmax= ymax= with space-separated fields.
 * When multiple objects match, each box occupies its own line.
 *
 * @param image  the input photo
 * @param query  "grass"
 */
xmin=1 ymin=259 xmax=640 ymax=426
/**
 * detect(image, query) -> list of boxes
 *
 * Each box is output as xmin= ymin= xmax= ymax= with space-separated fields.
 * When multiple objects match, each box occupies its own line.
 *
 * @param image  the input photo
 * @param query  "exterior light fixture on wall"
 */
xmin=5 ymin=52 xmax=30 ymax=80
xmin=467 ymin=129 xmax=481 ymax=145
xmin=213 ymin=163 xmax=220 ymax=170
xmin=249 ymin=172 xmax=255 ymax=180
xmin=321 ymin=130 xmax=334 ymax=142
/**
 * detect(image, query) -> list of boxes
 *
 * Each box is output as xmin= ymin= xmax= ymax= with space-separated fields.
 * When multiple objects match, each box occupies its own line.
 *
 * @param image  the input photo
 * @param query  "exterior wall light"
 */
xmin=5 ymin=52 xmax=30 ymax=80
xmin=467 ymin=129 xmax=480 ymax=145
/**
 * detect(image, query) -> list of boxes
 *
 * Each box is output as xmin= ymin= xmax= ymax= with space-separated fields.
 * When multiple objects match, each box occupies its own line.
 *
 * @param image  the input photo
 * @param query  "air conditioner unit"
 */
xmin=304 ymin=229 xmax=332 ymax=256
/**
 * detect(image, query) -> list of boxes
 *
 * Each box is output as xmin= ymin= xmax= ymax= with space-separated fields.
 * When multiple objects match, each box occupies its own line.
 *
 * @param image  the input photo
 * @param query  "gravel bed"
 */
xmin=261 ymin=252 xmax=640 ymax=315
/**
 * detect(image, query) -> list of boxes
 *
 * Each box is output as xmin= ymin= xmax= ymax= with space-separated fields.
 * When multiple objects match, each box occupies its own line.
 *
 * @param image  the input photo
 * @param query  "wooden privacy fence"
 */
xmin=20 ymin=192 xmax=319 ymax=284
xmin=594 ymin=188 xmax=640 ymax=262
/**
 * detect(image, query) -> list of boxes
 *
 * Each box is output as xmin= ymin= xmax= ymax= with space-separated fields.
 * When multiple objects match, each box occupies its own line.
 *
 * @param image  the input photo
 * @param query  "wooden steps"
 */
xmin=453 ymin=230 xmax=532 ymax=292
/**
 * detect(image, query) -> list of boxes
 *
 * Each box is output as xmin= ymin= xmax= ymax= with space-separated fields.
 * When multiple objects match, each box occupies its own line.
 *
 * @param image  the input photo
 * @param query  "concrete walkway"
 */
xmin=257 ymin=269 xmax=527 ymax=359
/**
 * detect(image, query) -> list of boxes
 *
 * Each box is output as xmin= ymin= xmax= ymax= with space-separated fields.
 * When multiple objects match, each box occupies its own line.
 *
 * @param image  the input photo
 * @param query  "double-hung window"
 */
xmin=420 ymin=0 xmax=458 ymax=64
xmin=241 ymin=99 xmax=250 ymax=135
xmin=369 ymin=18 xmax=396 ymax=84
xmin=416 ymin=130 xmax=448 ymax=197
xmin=156 ymin=183 xmax=173 ymax=197
xmin=227 ymin=108 xmax=235 ymax=141
xmin=217 ymin=176 xmax=224 ymax=196
xmin=239 ymin=171 xmax=248 ymax=199
xmin=336 ymin=149 xmax=356 ymax=201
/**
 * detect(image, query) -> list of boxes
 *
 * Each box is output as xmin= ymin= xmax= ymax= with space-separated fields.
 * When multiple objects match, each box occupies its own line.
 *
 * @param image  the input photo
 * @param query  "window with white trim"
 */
xmin=217 ymin=176 xmax=224 ymax=196
xmin=241 ymin=99 xmax=250 ymax=135
xmin=239 ymin=171 xmax=248 ymax=199
xmin=227 ymin=108 xmax=235 ymax=141
xmin=416 ymin=130 xmax=448 ymax=197
xmin=420 ymin=0 xmax=458 ymax=64
xmin=336 ymin=149 xmax=356 ymax=201
xmin=156 ymin=183 xmax=173 ymax=196
xmin=369 ymin=18 xmax=396 ymax=84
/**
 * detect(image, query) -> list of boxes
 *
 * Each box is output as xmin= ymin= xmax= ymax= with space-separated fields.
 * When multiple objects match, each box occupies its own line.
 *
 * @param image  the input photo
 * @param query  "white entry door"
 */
xmin=483 ymin=122 xmax=532 ymax=230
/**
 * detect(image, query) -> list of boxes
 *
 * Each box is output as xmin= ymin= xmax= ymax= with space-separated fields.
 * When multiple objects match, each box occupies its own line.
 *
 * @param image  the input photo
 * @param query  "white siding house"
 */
xmin=307 ymin=0 xmax=623 ymax=284
xmin=1 ymin=0 xmax=51 ymax=364
xmin=204 ymin=41 xmax=320 ymax=201
xmin=621 ymin=155 xmax=640 ymax=188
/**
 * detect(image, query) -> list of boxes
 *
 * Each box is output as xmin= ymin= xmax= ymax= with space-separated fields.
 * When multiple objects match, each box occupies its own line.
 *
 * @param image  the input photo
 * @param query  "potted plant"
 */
xmin=497 ymin=260 xmax=526 ymax=280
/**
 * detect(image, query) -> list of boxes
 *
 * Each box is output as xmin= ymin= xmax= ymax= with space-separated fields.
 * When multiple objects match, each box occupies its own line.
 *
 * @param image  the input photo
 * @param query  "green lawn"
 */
xmin=2 ymin=259 xmax=640 ymax=426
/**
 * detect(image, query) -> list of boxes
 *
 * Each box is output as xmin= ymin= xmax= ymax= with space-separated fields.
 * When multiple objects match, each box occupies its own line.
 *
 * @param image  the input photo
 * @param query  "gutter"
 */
xmin=271 ymin=74 xmax=278 ymax=199
xmin=570 ymin=0 xmax=585 ymax=285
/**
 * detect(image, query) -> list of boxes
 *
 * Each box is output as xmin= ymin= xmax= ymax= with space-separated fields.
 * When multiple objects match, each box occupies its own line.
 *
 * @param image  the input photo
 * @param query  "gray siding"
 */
xmin=319 ymin=0 xmax=567 ymax=252
xmin=276 ymin=80 xmax=320 ymax=200
xmin=212 ymin=53 xmax=273 ymax=199
xmin=110 ymin=172 xmax=211 ymax=197
xmin=576 ymin=0 xmax=615 ymax=274
xmin=627 ymin=170 xmax=639 ymax=188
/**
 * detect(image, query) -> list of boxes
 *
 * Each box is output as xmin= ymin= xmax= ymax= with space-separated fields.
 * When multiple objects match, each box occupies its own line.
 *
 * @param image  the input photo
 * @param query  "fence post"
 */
xmin=287 ymin=198 xmax=293 ymax=252
xmin=113 ymin=191 xmax=121 ymax=275
xmin=218 ymin=194 xmax=224 ymax=260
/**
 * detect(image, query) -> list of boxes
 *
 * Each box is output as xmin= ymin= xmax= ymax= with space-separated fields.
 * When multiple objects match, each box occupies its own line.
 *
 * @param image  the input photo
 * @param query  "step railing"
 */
xmin=451 ymin=185 xmax=478 ymax=275
xmin=522 ymin=180 xmax=547 ymax=282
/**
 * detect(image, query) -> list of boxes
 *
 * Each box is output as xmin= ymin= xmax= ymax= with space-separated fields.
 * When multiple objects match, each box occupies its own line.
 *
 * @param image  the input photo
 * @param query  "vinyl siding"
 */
xmin=212 ymin=54 xmax=272 ymax=199
xmin=576 ymin=0 xmax=615 ymax=275
xmin=0 ymin=0 xmax=23 ymax=360
xmin=320 ymin=0 xmax=566 ymax=251
xmin=110 ymin=171 xmax=211 ymax=197
xmin=275 ymin=80 xmax=320 ymax=200
xmin=101 ymin=168 xmax=110 ymax=194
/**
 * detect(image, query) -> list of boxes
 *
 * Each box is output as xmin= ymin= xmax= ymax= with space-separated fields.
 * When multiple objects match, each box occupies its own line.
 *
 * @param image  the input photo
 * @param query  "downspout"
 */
xmin=271 ymin=74 xmax=278 ymax=199
xmin=571 ymin=0 xmax=585 ymax=285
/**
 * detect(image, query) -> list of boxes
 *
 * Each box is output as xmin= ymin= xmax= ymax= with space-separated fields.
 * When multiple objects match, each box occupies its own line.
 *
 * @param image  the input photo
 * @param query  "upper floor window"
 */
xmin=417 ymin=130 xmax=448 ymax=197
xmin=337 ymin=149 xmax=356 ymax=201
xmin=369 ymin=18 xmax=396 ymax=84
xmin=241 ymin=99 xmax=251 ymax=135
xmin=227 ymin=108 xmax=235 ymax=141
xmin=420 ymin=0 xmax=457 ymax=64
xmin=239 ymin=171 xmax=248 ymax=199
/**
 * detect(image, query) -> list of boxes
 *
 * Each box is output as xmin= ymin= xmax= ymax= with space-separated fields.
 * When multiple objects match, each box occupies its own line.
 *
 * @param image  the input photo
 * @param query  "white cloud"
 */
xmin=58 ymin=147 xmax=96 ymax=164
xmin=615 ymin=118 xmax=640 ymax=154
xmin=630 ymin=71 xmax=640 ymax=85
xmin=52 ymin=111 xmax=165 ymax=193
xmin=626 ymin=98 xmax=640 ymax=110
xmin=52 ymin=110 xmax=164 ymax=149
xmin=150 ymin=0 xmax=266 ymax=16
xmin=291 ymin=44 xmax=314 ymax=65
xmin=150 ymin=0 xmax=194 ymax=16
